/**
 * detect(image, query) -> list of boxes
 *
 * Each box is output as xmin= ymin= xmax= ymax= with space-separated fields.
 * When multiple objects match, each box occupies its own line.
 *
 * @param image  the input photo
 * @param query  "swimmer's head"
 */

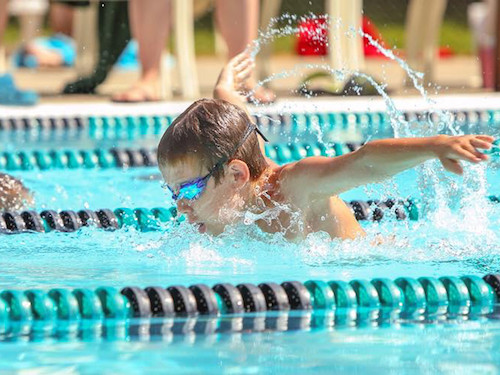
xmin=0 ymin=173 xmax=34 ymax=211
xmin=157 ymin=98 xmax=268 ymax=235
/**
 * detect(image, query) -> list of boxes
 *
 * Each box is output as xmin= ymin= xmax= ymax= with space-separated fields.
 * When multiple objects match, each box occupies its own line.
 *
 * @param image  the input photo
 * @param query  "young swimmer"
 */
xmin=157 ymin=52 xmax=494 ymax=240
xmin=0 ymin=173 xmax=34 ymax=211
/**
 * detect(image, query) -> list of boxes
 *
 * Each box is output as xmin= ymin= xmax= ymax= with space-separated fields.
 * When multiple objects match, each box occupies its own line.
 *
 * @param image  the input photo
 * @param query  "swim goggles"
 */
xmin=164 ymin=123 xmax=268 ymax=201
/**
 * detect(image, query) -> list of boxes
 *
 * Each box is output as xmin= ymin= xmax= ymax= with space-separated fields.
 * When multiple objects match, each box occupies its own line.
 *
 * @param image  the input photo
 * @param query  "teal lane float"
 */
xmin=0 ymin=109 xmax=497 ymax=139
xmin=0 ymin=199 xmax=423 ymax=234
xmin=8 ymin=195 xmax=500 ymax=234
xmin=0 ymin=143 xmax=363 ymax=171
xmin=0 ymin=274 xmax=498 ymax=326
xmin=1 ymin=139 xmax=499 ymax=171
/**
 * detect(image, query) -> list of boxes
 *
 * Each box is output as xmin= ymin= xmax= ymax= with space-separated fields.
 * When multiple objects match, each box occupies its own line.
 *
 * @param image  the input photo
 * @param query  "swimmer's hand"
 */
xmin=433 ymin=134 xmax=494 ymax=175
xmin=213 ymin=51 xmax=254 ymax=108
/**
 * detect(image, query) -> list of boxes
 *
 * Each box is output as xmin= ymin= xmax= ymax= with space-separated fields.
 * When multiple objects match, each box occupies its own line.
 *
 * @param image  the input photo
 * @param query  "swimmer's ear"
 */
xmin=227 ymin=160 xmax=250 ymax=187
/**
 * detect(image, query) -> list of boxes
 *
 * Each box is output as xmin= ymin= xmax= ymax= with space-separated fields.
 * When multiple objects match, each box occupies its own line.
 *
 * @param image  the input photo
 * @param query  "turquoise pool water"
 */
xmin=2 ymin=317 xmax=500 ymax=373
xmin=1 ymin=104 xmax=500 ymax=373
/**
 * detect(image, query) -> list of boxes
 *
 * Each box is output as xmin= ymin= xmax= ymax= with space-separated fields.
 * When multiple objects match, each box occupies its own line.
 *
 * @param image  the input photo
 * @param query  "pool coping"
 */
xmin=1 ymin=93 xmax=500 ymax=119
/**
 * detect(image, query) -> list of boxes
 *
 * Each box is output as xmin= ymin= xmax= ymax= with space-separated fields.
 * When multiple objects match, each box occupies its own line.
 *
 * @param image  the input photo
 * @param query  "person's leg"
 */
xmin=215 ymin=0 xmax=258 ymax=58
xmin=0 ymin=0 xmax=8 ymax=73
xmin=0 ymin=0 xmax=7 ymax=40
xmin=112 ymin=0 xmax=170 ymax=102
xmin=24 ymin=3 xmax=69 ymax=67
xmin=0 ymin=0 xmax=38 ymax=104
xmin=49 ymin=2 xmax=74 ymax=36
xmin=215 ymin=0 xmax=274 ymax=103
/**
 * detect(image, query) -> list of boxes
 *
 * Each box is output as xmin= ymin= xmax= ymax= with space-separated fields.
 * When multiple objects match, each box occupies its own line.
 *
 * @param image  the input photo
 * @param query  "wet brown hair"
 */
xmin=157 ymin=98 xmax=268 ymax=183
xmin=0 ymin=173 xmax=34 ymax=211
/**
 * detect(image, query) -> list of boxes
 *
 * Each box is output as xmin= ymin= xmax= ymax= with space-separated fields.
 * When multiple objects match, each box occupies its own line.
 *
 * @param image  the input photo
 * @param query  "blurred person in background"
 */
xmin=468 ymin=0 xmax=497 ymax=89
xmin=0 ymin=0 xmax=38 ymax=105
xmin=112 ymin=0 xmax=275 ymax=104
xmin=17 ymin=2 xmax=75 ymax=68
xmin=10 ymin=0 xmax=77 ymax=69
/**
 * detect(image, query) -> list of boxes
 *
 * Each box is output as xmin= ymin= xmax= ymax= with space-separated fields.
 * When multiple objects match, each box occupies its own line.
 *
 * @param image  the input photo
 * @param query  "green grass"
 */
xmin=194 ymin=20 xmax=473 ymax=56
xmin=377 ymin=21 xmax=473 ymax=55
xmin=193 ymin=29 xmax=215 ymax=55
xmin=192 ymin=29 xmax=295 ymax=55
xmin=439 ymin=21 xmax=473 ymax=54
xmin=3 ymin=20 xmax=473 ymax=56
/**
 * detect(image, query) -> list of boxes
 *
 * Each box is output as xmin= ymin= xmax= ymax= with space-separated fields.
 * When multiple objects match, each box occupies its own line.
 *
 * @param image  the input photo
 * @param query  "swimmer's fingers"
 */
xmin=475 ymin=135 xmax=495 ymax=143
xmin=231 ymin=51 xmax=252 ymax=68
xmin=454 ymin=146 xmax=483 ymax=163
xmin=234 ymin=54 xmax=253 ymax=74
xmin=463 ymin=143 xmax=489 ymax=161
xmin=232 ymin=58 xmax=254 ymax=91
xmin=440 ymin=157 xmax=463 ymax=175
xmin=470 ymin=137 xmax=493 ymax=150
xmin=235 ymin=61 xmax=254 ymax=87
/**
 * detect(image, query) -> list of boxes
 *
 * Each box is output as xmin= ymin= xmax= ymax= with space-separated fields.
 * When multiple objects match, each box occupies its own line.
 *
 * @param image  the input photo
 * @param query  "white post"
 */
xmin=0 ymin=46 xmax=5 ymax=74
xmin=173 ymin=0 xmax=199 ymax=99
xmin=327 ymin=0 xmax=364 ymax=82
xmin=257 ymin=0 xmax=282 ymax=81
xmin=73 ymin=1 xmax=98 ymax=77
xmin=405 ymin=0 xmax=448 ymax=86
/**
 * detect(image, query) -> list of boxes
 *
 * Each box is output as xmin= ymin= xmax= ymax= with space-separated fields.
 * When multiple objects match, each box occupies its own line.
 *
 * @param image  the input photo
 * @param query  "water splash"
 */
xmin=246 ymin=12 xmax=492 ymax=239
xmin=3 ymin=13 xmax=495 ymax=285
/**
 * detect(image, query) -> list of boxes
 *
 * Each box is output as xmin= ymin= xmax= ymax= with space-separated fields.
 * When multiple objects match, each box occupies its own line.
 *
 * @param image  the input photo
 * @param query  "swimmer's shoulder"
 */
xmin=267 ymin=161 xmax=305 ymax=202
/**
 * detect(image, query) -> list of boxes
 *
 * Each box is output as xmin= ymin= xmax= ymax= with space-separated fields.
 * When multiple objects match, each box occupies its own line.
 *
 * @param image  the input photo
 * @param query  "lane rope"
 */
xmin=0 ymin=274 xmax=496 ymax=325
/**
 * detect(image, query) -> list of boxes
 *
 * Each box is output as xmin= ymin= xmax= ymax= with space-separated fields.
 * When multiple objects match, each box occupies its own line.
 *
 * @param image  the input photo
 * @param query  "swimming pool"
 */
xmin=1 ymin=95 xmax=500 ymax=373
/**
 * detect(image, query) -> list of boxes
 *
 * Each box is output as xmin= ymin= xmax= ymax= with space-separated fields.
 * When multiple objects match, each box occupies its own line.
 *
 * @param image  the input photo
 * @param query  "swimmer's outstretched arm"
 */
xmin=281 ymin=135 xmax=495 ymax=198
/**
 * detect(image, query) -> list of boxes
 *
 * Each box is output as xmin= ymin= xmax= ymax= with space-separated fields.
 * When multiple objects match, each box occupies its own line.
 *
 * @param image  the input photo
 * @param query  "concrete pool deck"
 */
xmin=6 ymin=53 xmax=490 ymax=107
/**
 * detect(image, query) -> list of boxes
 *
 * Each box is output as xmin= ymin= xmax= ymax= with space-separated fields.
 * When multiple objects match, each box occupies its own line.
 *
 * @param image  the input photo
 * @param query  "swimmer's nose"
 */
xmin=176 ymin=199 xmax=193 ymax=214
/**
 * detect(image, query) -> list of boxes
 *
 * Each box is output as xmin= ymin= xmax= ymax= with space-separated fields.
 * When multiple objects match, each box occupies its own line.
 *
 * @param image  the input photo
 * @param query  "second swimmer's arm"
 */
xmin=213 ymin=51 xmax=253 ymax=115
xmin=213 ymin=51 xmax=270 ymax=159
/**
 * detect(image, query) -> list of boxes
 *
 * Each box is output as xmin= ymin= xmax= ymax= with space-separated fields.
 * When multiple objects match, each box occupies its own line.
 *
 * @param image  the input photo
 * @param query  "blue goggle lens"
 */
xmin=177 ymin=183 xmax=204 ymax=200
xmin=165 ymin=176 xmax=209 ymax=201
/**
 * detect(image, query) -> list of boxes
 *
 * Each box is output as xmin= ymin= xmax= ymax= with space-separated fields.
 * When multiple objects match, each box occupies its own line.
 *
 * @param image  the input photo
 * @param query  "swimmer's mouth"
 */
xmin=187 ymin=216 xmax=207 ymax=233
xmin=196 ymin=223 xmax=207 ymax=234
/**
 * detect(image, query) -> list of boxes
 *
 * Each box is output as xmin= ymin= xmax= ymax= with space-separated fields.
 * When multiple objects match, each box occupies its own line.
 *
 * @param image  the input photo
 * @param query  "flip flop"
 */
xmin=298 ymin=70 xmax=385 ymax=97
xmin=0 ymin=74 xmax=38 ymax=106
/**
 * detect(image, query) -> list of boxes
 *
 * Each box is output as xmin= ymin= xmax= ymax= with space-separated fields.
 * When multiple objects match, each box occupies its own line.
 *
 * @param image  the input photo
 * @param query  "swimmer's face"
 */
xmin=160 ymin=157 xmax=250 ymax=235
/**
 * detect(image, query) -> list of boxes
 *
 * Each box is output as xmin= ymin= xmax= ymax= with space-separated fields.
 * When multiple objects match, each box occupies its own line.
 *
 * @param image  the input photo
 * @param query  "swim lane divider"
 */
xmin=0 ymin=109 xmax=497 ymax=136
xmin=0 ymin=274 xmax=498 ymax=324
xmin=4 ymin=195 xmax=500 ymax=234
xmin=3 ymin=139 xmax=499 ymax=171
xmin=0 ymin=199 xmax=423 ymax=234
xmin=0 ymin=143 xmax=364 ymax=171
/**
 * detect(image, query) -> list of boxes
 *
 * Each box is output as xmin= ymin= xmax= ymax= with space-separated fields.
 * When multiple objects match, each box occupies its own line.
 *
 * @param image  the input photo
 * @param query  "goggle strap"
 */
xmin=255 ymin=125 xmax=269 ymax=143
